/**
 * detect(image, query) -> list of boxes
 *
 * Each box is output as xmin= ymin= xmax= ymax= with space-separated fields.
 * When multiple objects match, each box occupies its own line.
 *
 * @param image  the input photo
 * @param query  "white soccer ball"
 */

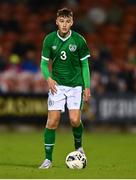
xmin=65 ymin=151 xmax=87 ymax=169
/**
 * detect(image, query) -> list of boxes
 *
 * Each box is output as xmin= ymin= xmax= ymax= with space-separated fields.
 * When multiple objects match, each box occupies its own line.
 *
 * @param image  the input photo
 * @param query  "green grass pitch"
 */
xmin=0 ymin=129 xmax=136 ymax=179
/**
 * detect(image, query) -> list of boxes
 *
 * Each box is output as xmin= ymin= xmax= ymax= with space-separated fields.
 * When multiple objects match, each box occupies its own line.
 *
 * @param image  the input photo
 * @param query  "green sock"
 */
xmin=72 ymin=122 xmax=83 ymax=149
xmin=44 ymin=128 xmax=55 ymax=161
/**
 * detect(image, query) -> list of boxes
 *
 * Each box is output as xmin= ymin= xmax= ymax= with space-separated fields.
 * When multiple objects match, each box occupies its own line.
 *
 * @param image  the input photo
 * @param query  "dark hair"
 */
xmin=57 ymin=8 xmax=73 ymax=18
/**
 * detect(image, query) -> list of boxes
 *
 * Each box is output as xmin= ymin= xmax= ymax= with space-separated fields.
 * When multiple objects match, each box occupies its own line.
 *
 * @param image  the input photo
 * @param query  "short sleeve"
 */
xmin=78 ymin=36 xmax=90 ymax=61
xmin=41 ymin=35 xmax=51 ymax=61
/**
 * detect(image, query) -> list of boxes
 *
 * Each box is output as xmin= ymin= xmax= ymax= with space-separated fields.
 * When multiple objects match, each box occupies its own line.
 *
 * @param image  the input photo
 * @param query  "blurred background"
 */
xmin=0 ymin=0 xmax=136 ymax=132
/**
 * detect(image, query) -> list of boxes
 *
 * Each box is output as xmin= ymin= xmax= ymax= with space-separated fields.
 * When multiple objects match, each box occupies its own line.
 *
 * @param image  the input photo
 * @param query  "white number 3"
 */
xmin=60 ymin=51 xmax=67 ymax=60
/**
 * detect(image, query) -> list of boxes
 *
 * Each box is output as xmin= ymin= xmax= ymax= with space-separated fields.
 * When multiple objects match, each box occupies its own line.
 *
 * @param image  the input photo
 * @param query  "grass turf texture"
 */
xmin=0 ymin=129 xmax=136 ymax=178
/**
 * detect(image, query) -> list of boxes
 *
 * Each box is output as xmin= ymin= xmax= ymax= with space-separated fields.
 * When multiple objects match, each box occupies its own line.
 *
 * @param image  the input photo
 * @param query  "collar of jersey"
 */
xmin=57 ymin=30 xmax=72 ymax=41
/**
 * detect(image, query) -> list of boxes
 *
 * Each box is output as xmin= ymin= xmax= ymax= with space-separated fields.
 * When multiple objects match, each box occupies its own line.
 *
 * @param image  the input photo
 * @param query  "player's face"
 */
xmin=56 ymin=16 xmax=73 ymax=35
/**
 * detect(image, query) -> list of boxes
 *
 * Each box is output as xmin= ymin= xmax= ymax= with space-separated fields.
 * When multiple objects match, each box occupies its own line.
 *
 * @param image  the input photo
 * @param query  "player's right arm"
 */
xmin=40 ymin=35 xmax=57 ymax=94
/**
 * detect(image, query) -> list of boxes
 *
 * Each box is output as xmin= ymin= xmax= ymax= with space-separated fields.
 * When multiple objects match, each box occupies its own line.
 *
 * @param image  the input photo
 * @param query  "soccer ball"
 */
xmin=65 ymin=151 xmax=87 ymax=169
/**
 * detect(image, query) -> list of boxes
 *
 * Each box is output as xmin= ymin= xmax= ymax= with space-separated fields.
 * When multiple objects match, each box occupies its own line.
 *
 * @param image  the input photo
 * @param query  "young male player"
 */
xmin=39 ymin=7 xmax=91 ymax=169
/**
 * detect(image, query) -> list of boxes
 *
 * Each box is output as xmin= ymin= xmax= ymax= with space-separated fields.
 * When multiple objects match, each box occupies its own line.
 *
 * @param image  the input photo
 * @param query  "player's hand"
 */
xmin=83 ymin=88 xmax=91 ymax=102
xmin=47 ymin=77 xmax=57 ymax=94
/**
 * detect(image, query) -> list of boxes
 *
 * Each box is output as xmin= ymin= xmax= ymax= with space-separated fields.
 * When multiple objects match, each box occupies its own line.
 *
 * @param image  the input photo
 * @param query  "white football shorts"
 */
xmin=48 ymin=85 xmax=83 ymax=112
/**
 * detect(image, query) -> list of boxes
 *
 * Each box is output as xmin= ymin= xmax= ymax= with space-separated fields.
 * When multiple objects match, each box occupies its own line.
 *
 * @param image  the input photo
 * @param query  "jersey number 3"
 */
xmin=60 ymin=51 xmax=67 ymax=60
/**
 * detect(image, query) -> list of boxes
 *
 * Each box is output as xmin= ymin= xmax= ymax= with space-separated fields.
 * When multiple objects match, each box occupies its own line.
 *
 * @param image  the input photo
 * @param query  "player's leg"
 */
xmin=67 ymin=86 xmax=84 ymax=152
xmin=39 ymin=110 xmax=61 ymax=169
xmin=39 ymin=85 xmax=65 ymax=169
xmin=45 ymin=110 xmax=61 ymax=160
xmin=69 ymin=109 xmax=84 ymax=151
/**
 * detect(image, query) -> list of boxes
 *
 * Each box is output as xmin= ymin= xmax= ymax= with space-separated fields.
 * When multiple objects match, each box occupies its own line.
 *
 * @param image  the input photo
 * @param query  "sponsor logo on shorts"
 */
xmin=74 ymin=102 xmax=78 ymax=106
xmin=48 ymin=99 xmax=54 ymax=106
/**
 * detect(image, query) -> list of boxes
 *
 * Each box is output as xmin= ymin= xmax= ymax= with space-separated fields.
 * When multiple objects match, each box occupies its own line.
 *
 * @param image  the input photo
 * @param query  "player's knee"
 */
xmin=70 ymin=117 xmax=80 ymax=127
xmin=46 ymin=123 xmax=57 ymax=129
xmin=46 ymin=119 xmax=58 ymax=129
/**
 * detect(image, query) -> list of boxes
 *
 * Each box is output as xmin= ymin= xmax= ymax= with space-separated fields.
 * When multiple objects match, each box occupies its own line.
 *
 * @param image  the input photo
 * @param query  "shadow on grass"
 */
xmin=0 ymin=162 xmax=63 ymax=169
xmin=0 ymin=163 xmax=38 ymax=168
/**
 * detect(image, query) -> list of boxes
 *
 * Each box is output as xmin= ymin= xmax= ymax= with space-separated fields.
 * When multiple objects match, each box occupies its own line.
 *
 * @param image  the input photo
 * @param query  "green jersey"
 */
xmin=41 ymin=30 xmax=90 ymax=87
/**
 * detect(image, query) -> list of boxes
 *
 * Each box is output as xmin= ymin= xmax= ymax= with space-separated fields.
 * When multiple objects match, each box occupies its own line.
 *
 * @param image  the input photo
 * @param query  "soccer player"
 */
xmin=39 ymin=7 xmax=91 ymax=169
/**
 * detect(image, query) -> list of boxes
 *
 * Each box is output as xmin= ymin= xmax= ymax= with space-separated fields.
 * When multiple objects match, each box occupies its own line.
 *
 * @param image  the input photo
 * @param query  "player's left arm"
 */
xmin=78 ymin=35 xmax=91 ymax=102
xmin=81 ymin=59 xmax=91 ymax=102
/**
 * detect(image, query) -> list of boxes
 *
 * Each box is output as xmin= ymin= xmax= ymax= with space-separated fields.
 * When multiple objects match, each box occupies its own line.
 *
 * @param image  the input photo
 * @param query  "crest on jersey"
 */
xmin=52 ymin=45 xmax=57 ymax=50
xmin=69 ymin=44 xmax=77 ymax=52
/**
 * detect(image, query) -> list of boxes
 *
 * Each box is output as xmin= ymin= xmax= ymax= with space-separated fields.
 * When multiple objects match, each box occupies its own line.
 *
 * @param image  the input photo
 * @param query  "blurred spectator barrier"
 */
xmin=95 ymin=93 xmax=136 ymax=122
xmin=0 ymin=93 xmax=136 ymax=124
xmin=0 ymin=93 xmax=48 ymax=124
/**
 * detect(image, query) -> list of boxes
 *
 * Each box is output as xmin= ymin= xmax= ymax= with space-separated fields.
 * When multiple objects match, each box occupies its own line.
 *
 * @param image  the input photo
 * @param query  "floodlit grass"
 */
xmin=0 ymin=129 xmax=136 ymax=178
